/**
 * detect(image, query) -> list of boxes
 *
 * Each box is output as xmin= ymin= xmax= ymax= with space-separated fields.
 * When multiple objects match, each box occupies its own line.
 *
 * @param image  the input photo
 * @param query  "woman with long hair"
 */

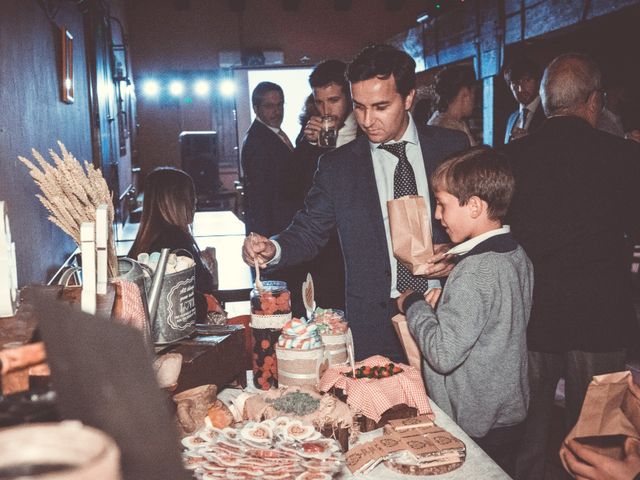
xmin=129 ymin=167 xmax=218 ymax=322
xmin=428 ymin=65 xmax=477 ymax=146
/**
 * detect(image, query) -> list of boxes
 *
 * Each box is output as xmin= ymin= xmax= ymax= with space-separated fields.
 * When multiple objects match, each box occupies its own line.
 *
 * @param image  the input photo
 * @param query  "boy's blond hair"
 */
xmin=431 ymin=145 xmax=515 ymax=221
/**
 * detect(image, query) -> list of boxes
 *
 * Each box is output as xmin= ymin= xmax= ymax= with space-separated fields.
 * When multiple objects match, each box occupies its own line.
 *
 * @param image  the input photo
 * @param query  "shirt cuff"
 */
xmin=267 ymin=239 xmax=282 ymax=265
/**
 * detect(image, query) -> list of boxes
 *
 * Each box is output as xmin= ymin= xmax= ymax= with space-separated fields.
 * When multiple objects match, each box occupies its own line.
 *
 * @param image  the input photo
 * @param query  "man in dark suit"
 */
xmin=502 ymin=53 xmax=640 ymax=480
xmin=243 ymin=45 xmax=468 ymax=361
xmin=292 ymin=60 xmax=357 ymax=312
xmin=241 ymin=81 xmax=306 ymax=315
xmin=503 ymin=57 xmax=546 ymax=143
xmin=241 ymin=81 xmax=300 ymax=237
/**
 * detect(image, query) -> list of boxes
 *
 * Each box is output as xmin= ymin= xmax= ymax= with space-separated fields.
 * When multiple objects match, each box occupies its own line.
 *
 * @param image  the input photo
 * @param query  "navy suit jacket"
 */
xmin=241 ymin=120 xmax=302 ymax=237
xmin=504 ymin=101 xmax=546 ymax=144
xmin=274 ymin=125 xmax=469 ymax=360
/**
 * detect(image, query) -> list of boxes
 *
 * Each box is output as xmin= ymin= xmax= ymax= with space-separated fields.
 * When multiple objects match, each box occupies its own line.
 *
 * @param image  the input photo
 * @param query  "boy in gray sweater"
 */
xmin=398 ymin=146 xmax=533 ymax=477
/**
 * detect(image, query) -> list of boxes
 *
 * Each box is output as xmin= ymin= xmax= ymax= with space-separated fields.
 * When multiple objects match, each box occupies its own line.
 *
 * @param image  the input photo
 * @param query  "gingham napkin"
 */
xmin=319 ymin=355 xmax=434 ymax=423
xmin=112 ymin=279 xmax=152 ymax=346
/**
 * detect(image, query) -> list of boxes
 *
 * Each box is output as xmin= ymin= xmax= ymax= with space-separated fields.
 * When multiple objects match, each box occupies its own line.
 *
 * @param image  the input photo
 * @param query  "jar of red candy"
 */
xmin=250 ymin=281 xmax=291 ymax=389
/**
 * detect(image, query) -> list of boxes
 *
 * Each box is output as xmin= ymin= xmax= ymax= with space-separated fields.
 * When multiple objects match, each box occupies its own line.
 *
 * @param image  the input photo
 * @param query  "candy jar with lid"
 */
xmin=250 ymin=280 xmax=291 ymax=389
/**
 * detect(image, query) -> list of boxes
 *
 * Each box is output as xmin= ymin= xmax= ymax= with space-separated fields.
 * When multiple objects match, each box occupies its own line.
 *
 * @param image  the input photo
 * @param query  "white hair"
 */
xmin=540 ymin=53 xmax=602 ymax=117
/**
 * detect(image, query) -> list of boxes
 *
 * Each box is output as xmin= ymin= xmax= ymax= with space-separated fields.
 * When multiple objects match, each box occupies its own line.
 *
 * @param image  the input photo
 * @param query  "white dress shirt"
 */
xmin=336 ymin=112 xmax=358 ymax=147
xmin=520 ymin=96 xmax=541 ymax=131
xmin=370 ymin=114 xmax=439 ymax=297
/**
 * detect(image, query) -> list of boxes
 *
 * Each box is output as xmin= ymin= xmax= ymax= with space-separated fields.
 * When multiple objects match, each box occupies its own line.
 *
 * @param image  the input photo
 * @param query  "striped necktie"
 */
xmin=277 ymin=129 xmax=293 ymax=151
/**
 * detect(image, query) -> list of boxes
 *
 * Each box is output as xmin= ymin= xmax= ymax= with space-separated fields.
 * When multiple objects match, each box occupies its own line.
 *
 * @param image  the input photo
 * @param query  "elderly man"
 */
xmin=243 ymin=45 xmax=468 ymax=362
xmin=503 ymin=57 xmax=546 ymax=143
xmin=242 ymin=81 xmax=299 ymax=238
xmin=242 ymin=81 xmax=306 ymax=315
xmin=502 ymin=53 xmax=640 ymax=480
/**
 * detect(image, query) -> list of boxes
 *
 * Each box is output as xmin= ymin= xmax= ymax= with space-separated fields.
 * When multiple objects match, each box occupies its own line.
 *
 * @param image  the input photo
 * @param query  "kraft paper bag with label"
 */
xmin=563 ymin=371 xmax=640 ymax=464
xmin=387 ymin=195 xmax=434 ymax=275
xmin=391 ymin=313 xmax=422 ymax=375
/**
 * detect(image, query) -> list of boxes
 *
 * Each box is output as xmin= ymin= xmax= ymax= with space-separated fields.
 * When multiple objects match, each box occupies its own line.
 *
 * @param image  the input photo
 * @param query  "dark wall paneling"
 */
xmin=0 ymin=1 xmax=92 ymax=284
xmin=0 ymin=0 xmax=133 ymax=285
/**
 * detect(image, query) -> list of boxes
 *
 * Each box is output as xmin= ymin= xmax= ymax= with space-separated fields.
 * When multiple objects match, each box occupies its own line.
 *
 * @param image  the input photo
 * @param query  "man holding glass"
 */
xmin=244 ymin=45 xmax=468 ymax=361
xmin=292 ymin=60 xmax=358 ymax=311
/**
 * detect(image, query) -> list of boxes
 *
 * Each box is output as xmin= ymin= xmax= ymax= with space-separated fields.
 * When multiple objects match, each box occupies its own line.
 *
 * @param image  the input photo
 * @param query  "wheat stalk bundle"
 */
xmin=19 ymin=141 xmax=118 ymax=278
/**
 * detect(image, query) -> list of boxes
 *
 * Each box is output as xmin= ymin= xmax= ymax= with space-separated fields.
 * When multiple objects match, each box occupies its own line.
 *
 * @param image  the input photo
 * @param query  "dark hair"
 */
xmin=431 ymin=146 xmax=515 ymax=221
xmin=251 ymin=81 xmax=283 ymax=108
xmin=434 ymin=65 xmax=476 ymax=112
xmin=503 ymin=57 xmax=541 ymax=84
xmin=346 ymin=44 xmax=416 ymax=98
xmin=299 ymin=93 xmax=321 ymax=125
xmin=309 ymin=60 xmax=349 ymax=96
xmin=129 ymin=167 xmax=196 ymax=258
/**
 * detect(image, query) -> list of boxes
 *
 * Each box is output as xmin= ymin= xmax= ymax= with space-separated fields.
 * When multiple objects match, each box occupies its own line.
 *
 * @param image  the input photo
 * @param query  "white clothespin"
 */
xmin=95 ymin=204 xmax=108 ymax=295
xmin=0 ymin=201 xmax=18 ymax=317
xmin=80 ymin=222 xmax=97 ymax=315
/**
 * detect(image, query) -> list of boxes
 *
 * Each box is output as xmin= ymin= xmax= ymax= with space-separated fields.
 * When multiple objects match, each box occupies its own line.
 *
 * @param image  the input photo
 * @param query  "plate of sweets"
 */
xmin=180 ymin=416 xmax=343 ymax=479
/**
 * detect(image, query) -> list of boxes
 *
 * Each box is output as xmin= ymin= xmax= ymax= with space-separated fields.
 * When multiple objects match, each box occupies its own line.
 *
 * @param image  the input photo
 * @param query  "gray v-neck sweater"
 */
xmin=405 ymin=233 xmax=533 ymax=438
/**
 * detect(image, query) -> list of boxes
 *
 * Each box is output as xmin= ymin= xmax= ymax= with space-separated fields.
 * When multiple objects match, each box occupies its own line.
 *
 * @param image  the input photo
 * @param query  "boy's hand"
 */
xmin=397 ymin=289 xmax=415 ymax=314
xmin=424 ymin=243 xmax=455 ymax=278
xmin=425 ymin=288 xmax=442 ymax=309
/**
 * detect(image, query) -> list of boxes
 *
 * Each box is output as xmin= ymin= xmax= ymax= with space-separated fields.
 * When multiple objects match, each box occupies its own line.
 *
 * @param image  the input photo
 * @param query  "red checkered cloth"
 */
xmin=111 ymin=279 xmax=152 ymax=346
xmin=319 ymin=355 xmax=434 ymax=423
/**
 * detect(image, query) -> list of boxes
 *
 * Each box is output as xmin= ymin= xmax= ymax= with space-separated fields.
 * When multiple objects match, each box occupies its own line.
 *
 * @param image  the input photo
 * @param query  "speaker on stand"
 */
xmin=179 ymin=131 xmax=221 ymax=210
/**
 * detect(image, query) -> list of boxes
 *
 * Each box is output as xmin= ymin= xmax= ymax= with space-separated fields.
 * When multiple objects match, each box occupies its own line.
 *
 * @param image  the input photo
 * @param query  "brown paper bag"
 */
xmin=392 ymin=313 xmax=422 ymax=374
xmin=387 ymin=195 xmax=434 ymax=275
xmin=564 ymin=371 xmax=640 ymax=462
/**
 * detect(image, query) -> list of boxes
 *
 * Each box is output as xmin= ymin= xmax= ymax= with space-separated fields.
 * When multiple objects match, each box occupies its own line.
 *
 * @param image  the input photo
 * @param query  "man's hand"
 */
xmin=509 ymin=127 xmax=529 ymax=141
xmin=560 ymin=437 xmax=640 ymax=480
xmin=625 ymin=129 xmax=640 ymax=143
xmin=303 ymin=115 xmax=323 ymax=144
xmin=424 ymin=243 xmax=455 ymax=278
xmin=242 ymin=233 xmax=276 ymax=267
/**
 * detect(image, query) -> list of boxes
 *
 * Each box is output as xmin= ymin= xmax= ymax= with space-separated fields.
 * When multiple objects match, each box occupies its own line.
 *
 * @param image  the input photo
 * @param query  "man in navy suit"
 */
xmin=243 ymin=45 xmax=468 ymax=361
xmin=503 ymin=57 xmax=546 ymax=143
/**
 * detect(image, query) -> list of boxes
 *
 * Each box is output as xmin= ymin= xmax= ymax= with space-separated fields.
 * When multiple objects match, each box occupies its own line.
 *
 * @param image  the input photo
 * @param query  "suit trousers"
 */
xmin=515 ymin=349 xmax=626 ymax=480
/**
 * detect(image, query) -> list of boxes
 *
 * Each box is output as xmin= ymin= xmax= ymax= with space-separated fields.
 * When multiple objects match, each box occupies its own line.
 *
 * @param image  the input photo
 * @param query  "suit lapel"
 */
xmin=418 ymin=129 xmax=439 ymax=228
xmin=505 ymin=111 xmax=518 ymax=143
xmin=352 ymin=137 xmax=390 ymax=270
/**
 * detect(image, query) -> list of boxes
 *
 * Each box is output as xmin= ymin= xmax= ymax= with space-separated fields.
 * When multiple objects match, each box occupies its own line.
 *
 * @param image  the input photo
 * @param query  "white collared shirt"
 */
xmin=370 ymin=114 xmax=438 ymax=297
xmin=446 ymin=225 xmax=511 ymax=256
xmin=336 ymin=112 xmax=358 ymax=147
xmin=256 ymin=116 xmax=292 ymax=148
xmin=520 ymin=96 xmax=541 ymax=131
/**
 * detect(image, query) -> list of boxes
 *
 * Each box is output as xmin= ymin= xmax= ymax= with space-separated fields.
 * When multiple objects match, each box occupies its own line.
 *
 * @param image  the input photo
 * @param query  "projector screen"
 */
xmin=234 ymin=66 xmax=314 ymax=173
